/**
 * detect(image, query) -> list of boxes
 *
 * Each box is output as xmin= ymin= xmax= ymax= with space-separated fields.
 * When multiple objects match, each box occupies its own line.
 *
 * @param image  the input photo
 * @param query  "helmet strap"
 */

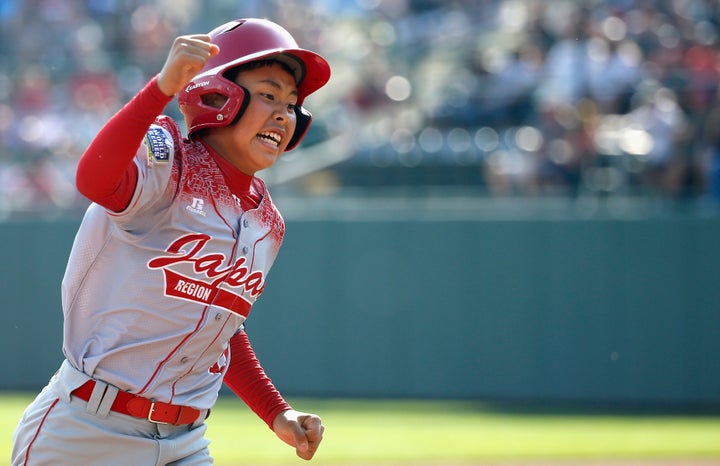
xmin=286 ymin=106 xmax=312 ymax=151
xmin=227 ymin=86 xmax=251 ymax=127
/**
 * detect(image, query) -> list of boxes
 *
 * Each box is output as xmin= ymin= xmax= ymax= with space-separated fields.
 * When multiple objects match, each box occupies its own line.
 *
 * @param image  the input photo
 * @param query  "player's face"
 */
xmin=206 ymin=63 xmax=298 ymax=175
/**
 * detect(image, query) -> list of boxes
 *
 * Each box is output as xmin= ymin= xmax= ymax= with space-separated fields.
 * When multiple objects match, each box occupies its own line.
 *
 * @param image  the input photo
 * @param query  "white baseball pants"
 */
xmin=11 ymin=360 xmax=212 ymax=466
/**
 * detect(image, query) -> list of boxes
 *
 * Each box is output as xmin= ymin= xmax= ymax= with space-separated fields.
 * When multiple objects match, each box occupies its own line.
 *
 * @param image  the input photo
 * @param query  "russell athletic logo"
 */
xmin=147 ymin=233 xmax=265 ymax=317
xmin=186 ymin=197 xmax=207 ymax=216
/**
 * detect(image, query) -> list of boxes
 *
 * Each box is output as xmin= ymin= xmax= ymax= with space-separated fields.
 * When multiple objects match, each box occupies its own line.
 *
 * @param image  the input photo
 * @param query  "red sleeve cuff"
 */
xmin=147 ymin=75 xmax=176 ymax=103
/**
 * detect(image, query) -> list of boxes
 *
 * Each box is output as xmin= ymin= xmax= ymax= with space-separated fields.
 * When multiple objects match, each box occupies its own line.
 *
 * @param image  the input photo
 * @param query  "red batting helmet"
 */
xmin=178 ymin=18 xmax=331 ymax=150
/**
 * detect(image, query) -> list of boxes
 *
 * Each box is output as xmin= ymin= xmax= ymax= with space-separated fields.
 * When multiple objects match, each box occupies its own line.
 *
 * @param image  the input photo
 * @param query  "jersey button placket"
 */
xmin=238 ymin=216 xmax=250 ymax=255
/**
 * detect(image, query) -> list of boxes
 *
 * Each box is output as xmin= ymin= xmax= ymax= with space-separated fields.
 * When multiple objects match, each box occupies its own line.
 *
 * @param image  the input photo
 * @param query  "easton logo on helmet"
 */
xmin=185 ymin=81 xmax=210 ymax=93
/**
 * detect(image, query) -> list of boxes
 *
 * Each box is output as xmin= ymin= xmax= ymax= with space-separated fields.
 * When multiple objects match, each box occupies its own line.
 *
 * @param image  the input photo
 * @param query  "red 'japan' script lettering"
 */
xmin=148 ymin=233 xmax=265 ymax=297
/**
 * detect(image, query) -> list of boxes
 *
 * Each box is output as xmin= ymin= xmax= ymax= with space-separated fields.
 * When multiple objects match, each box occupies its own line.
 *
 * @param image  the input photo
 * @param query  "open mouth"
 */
xmin=257 ymin=131 xmax=282 ymax=148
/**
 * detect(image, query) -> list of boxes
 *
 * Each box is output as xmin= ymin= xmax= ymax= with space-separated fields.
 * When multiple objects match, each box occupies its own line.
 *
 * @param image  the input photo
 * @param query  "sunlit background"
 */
xmin=2 ymin=7 xmax=720 ymax=463
xmin=2 ymin=0 xmax=720 ymax=218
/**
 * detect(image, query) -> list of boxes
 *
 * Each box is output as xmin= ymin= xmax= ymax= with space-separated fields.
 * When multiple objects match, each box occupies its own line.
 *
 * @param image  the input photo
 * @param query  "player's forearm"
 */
xmin=76 ymin=75 xmax=172 ymax=207
xmin=224 ymin=331 xmax=293 ymax=429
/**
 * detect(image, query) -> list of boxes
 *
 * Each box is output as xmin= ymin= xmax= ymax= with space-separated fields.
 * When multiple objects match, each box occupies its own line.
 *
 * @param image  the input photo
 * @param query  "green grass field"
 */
xmin=3 ymin=393 xmax=720 ymax=465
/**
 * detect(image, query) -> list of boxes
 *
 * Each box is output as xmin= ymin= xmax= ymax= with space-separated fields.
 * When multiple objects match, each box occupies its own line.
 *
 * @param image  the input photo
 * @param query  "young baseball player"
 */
xmin=12 ymin=18 xmax=331 ymax=465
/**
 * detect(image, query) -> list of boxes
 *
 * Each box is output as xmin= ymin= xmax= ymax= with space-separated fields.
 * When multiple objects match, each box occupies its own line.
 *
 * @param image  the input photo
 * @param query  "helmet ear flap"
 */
xmin=286 ymin=106 xmax=312 ymax=151
xmin=228 ymin=86 xmax=251 ymax=127
xmin=185 ymin=82 xmax=252 ymax=139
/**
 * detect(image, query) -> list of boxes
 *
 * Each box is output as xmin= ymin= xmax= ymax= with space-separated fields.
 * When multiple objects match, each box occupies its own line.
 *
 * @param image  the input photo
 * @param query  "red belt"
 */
xmin=72 ymin=380 xmax=203 ymax=426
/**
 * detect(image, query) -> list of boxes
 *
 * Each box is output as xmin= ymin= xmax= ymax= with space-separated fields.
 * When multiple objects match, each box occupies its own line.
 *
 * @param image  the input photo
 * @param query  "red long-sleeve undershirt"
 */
xmin=76 ymin=76 xmax=290 ymax=428
xmin=75 ymin=77 xmax=169 ymax=210
xmin=225 ymin=330 xmax=292 ymax=428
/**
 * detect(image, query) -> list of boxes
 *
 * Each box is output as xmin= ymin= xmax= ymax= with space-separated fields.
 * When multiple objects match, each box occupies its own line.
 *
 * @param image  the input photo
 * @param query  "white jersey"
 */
xmin=61 ymin=116 xmax=285 ymax=409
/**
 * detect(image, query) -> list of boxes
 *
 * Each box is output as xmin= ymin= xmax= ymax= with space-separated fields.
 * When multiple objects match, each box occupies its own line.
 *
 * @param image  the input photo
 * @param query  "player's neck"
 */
xmin=202 ymin=141 xmax=254 ymax=194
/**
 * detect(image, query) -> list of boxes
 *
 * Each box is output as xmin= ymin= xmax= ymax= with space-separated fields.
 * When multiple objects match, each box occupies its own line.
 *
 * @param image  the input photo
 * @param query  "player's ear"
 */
xmin=285 ymin=105 xmax=311 ymax=151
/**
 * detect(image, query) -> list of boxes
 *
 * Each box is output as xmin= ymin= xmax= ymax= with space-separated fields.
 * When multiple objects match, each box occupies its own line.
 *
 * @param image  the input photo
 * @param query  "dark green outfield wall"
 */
xmin=2 ymin=215 xmax=719 ymax=406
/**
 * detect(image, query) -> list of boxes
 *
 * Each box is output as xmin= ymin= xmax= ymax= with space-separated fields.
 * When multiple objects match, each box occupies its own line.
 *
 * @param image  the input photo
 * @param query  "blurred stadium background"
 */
xmin=2 ymin=0 xmax=720 ymax=215
xmin=1 ymin=0 xmax=720 ymax=419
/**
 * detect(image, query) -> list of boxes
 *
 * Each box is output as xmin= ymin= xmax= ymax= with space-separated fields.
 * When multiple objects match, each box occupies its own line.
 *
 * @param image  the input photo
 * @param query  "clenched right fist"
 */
xmin=156 ymin=34 xmax=220 ymax=97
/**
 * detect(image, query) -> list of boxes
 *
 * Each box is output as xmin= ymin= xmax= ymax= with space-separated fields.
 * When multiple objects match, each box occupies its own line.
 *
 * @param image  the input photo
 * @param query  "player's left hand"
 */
xmin=272 ymin=409 xmax=324 ymax=460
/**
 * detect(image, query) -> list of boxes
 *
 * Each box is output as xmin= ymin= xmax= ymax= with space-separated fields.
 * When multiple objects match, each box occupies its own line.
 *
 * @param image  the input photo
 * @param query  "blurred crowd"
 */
xmin=2 ymin=0 xmax=720 ymax=217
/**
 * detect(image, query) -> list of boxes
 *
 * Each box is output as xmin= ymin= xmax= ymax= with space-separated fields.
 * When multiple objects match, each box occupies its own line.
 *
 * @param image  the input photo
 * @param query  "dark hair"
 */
xmin=224 ymin=59 xmax=298 ymax=84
